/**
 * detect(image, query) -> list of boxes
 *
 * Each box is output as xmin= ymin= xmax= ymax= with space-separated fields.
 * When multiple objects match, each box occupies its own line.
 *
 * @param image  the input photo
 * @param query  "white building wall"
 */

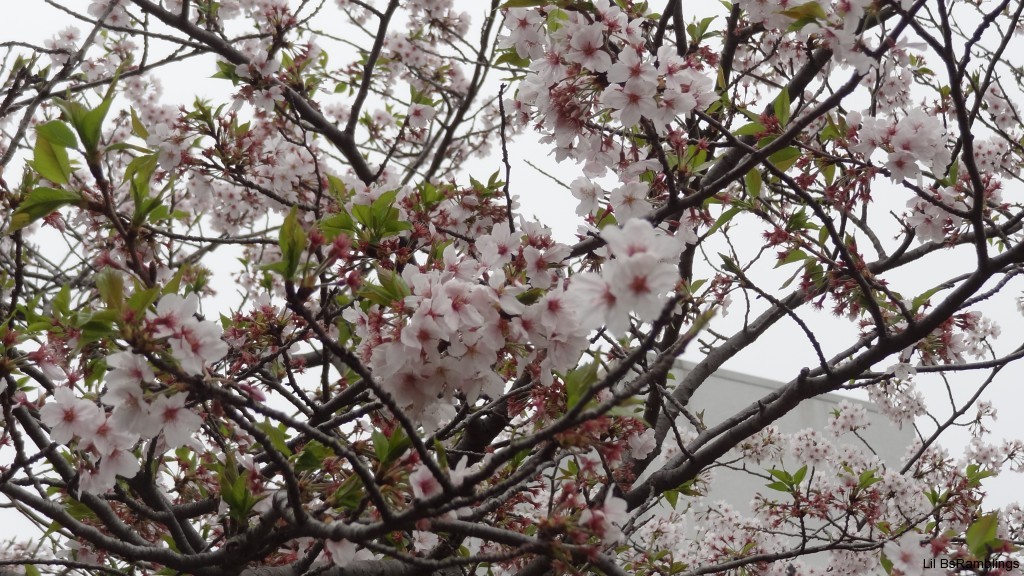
xmin=675 ymin=361 xmax=913 ymax=506
xmin=667 ymin=361 xmax=913 ymax=569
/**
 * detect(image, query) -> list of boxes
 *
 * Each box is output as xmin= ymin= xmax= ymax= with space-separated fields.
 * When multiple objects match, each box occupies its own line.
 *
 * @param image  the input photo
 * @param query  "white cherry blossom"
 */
xmin=39 ymin=387 xmax=104 ymax=445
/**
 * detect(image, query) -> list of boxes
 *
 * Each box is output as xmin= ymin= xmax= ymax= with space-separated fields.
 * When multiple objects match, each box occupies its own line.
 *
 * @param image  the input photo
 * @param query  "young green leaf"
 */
xmin=7 ymin=187 xmax=83 ymax=233
xmin=36 ymin=120 xmax=78 ymax=148
xmin=278 ymin=206 xmax=308 ymax=279
xmin=774 ymin=89 xmax=791 ymax=126
xmin=32 ymin=133 xmax=73 ymax=185
xmin=966 ymin=513 xmax=999 ymax=558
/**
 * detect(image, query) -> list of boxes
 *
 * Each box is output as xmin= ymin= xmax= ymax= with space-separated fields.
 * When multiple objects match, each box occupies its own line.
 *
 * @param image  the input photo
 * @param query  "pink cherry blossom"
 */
xmin=600 ymin=219 xmax=681 ymax=261
xmin=579 ymin=494 xmax=630 ymax=545
xmin=609 ymin=181 xmax=651 ymax=222
xmin=883 ymin=534 xmax=930 ymax=576
xmin=39 ymin=387 xmax=104 ymax=445
xmin=85 ymin=416 xmax=139 ymax=455
xmin=150 ymin=393 xmax=203 ymax=449
xmin=499 ymin=8 xmax=546 ymax=60
xmin=80 ymin=445 xmax=142 ymax=494
xmin=605 ymin=256 xmax=678 ymax=321
xmin=566 ymin=23 xmax=612 ymax=73
xmin=149 ymin=294 xmax=229 ymax=375
xmin=407 ymin=103 xmax=435 ymax=129
xmin=607 ymin=47 xmax=657 ymax=86
xmin=570 ymin=271 xmax=631 ymax=335
xmin=409 ymin=462 xmax=443 ymax=500
xmin=570 ymin=177 xmax=604 ymax=217
xmin=168 ymin=320 xmax=230 ymax=376
xmin=106 ymin=351 xmax=155 ymax=389
xmin=600 ymin=77 xmax=658 ymax=128
xmin=628 ymin=429 xmax=657 ymax=459
xmin=324 ymin=538 xmax=372 ymax=566
xmin=148 ymin=293 xmax=199 ymax=339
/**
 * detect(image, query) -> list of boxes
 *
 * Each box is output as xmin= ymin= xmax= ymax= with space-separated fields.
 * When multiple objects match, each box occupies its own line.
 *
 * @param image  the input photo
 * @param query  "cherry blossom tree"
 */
xmin=2 ymin=0 xmax=1024 ymax=575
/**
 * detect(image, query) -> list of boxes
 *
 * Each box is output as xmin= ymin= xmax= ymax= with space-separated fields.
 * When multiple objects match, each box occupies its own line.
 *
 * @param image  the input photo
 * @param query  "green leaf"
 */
xmin=358 ymin=267 xmax=411 ymax=307
xmin=54 ymin=74 xmax=118 ymax=158
xmin=947 ymin=157 xmax=959 ymax=184
xmin=787 ymin=16 xmax=820 ymax=31
xmin=665 ymin=489 xmax=679 ymax=508
xmin=684 ymin=278 xmax=706 ymax=295
xmin=75 ymin=310 xmax=119 ymax=345
xmin=130 ymin=107 xmax=149 ymax=139
xmin=792 ymin=465 xmax=808 ymax=485
xmin=124 ymin=153 xmax=159 ymax=223
xmin=351 ymin=204 xmax=372 ymax=230
xmin=278 ymin=207 xmax=307 ymax=279
xmin=162 ymin=265 xmax=187 ymax=296
xmin=96 ymin=268 xmax=125 ymax=311
xmin=965 ymin=463 xmax=997 ymax=487
xmin=516 ymin=287 xmax=544 ymax=305
xmin=385 ymin=427 xmax=412 ymax=464
xmin=326 ymin=174 xmax=349 ymax=201
xmin=433 ymin=440 xmax=448 ymax=469
xmin=745 ymin=169 xmax=762 ymax=198
xmin=105 ymin=142 xmax=153 ymax=154
xmin=769 ymin=146 xmax=801 ymax=172
xmin=36 ymin=120 xmax=78 ymax=148
xmin=911 ymin=285 xmax=947 ymax=313
xmin=320 ymin=210 xmax=355 ymax=241
xmin=371 ymin=189 xmax=399 ymax=218
xmin=733 ymin=122 xmax=765 ymax=136
xmin=765 ymin=481 xmax=791 ymax=492
xmin=295 ymin=441 xmax=330 ymax=473
xmin=780 ymin=1 xmax=828 ymax=21
xmin=79 ymin=74 xmax=118 ymax=154
xmin=147 ymin=204 xmax=172 ymax=223
xmin=350 ymin=189 xmax=411 ymax=242
xmin=821 ymin=162 xmax=836 ymax=185
xmin=679 ymin=480 xmax=702 ymax=498
xmin=372 ymin=430 xmax=389 ymax=463
xmin=509 ymin=448 xmax=530 ymax=469
xmin=966 ymin=513 xmax=999 ymax=558
xmin=775 ymin=249 xmax=807 ymax=268
xmin=65 ymin=498 xmax=98 ymax=521
xmin=51 ymin=284 xmax=71 ymax=320
xmin=738 ymin=107 xmax=761 ymax=122
xmin=880 ymin=550 xmax=894 ymax=575
xmin=32 ymin=133 xmax=73 ymax=185
xmin=565 ymin=362 xmax=599 ymax=410
xmin=786 ymin=209 xmax=814 ymax=231
xmin=857 ymin=469 xmax=881 ymax=490
xmin=773 ymin=89 xmax=791 ymax=126
xmin=819 ymin=118 xmax=842 ymax=141
xmin=220 ymin=473 xmax=257 ymax=524
xmin=256 ymin=420 xmax=292 ymax=457
xmin=708 ymin=206 xmax=742 ymax=235
xmin=495 ymin=49 xmax=531 ymax=68
xmin=7 ymin=187 xmax=83 ymax=233
xmin=127 ymin=286 xmax=160 ymax=316
xmin=418 ymin=181 xmax=446 ymax=206
xmin=333 ymin=475 xmax=364 ymax=510
xmin=719 ymin=253 xmax=740 ymax=274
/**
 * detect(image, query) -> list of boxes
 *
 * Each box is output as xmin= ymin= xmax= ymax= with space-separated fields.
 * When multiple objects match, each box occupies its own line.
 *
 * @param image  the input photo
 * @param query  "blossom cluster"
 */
xmin=847 ymin=109 xmax=950 ymax=183
xmin=570 ymin=219 xmax=683 ymax=336
xmin=501 ymin=2 xmax=716 ymax=175
xmin=36 ymin=292 xmax=227 ymax=494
